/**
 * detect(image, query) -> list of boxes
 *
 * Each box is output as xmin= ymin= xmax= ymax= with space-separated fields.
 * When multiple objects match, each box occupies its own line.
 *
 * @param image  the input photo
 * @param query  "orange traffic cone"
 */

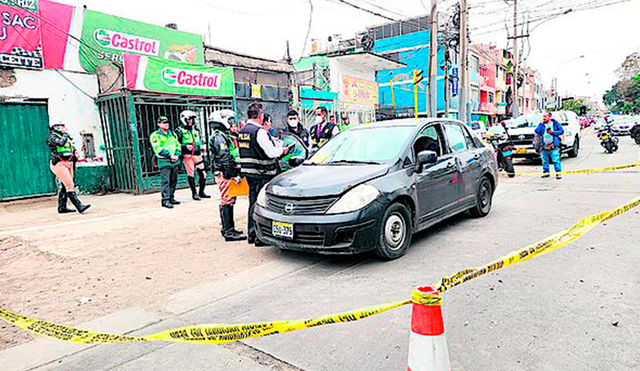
xmin=407 ymin=286 xmax=451 ymax=371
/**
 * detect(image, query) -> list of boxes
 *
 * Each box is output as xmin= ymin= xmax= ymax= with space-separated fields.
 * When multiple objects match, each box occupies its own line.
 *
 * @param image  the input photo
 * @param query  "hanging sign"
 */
xmin=0 ymin=0 xmax=44 ymax=69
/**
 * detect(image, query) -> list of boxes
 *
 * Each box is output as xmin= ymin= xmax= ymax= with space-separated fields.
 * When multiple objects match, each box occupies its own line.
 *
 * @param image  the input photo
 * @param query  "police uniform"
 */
xmin=210 ymin=127 xmax=246 ymax=241
xmin=150 ymin=128 xmax=181 ymax=208
xmin=286 ymin=126 xmax=311 ymax=148
xmin=46 ymin=126 xmax=90 ymax=214
xmin=310 ymin=120 xmax=338 ymax=149
xmin=238 ymin=120 xmax=283 ymax=244
xmin=176 ymin=124 xmax=209 ymax=200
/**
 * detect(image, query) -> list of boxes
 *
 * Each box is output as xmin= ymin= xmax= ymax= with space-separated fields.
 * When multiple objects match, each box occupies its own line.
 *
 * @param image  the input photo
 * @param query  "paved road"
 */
xmin=5 ymin=130 xmax=640 ymax=370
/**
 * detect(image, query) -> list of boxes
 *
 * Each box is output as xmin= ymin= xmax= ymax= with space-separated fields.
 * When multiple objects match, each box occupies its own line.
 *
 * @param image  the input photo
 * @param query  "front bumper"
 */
xmin=613 ymin=128 xmax=631 ymax=136
xmin=511 ymin=144 xmax=538 ymax=158
xmin=253 ymin=200 xmax=385 ymax=255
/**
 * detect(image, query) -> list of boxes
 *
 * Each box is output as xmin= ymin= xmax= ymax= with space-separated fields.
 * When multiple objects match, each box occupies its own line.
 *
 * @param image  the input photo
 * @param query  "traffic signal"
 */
xmin=413 ymin=69 xmax=424 ymax=85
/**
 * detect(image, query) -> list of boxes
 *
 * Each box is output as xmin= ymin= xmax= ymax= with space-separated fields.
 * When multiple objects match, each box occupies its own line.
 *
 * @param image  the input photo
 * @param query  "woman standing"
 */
xmin=46 ymin=121 xmax=90 ymax=214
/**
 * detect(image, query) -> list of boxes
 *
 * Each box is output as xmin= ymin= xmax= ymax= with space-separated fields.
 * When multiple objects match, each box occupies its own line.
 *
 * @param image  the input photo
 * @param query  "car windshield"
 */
xmin=505 ymin=114 xmax=542 ymax=129
xmin=308 ymin=126 xmax=414 ymax=165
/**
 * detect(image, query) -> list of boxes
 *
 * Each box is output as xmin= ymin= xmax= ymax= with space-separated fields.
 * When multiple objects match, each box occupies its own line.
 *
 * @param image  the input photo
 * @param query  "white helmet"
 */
xmin=180 ymin=110 xmax=198 ymax=126
xmin=210 ymin=109 xmax=236 ymax=130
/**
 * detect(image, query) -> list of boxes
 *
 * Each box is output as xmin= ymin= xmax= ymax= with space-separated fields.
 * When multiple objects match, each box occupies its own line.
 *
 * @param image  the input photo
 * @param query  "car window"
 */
xmin=444 ymin=123 xmax=469 ymax=153
xmin=413 ymin=125 xmax=445 ymax=157
xmin=461 ymin=125 xmax=479 ymax=149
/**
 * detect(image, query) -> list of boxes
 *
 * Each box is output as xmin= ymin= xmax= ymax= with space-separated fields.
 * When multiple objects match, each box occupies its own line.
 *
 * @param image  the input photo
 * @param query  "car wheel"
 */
xmin=568 ymin=137 xmax=580 ymax=158
xmin=469 ymin=177 xmax=493 ymax=218
xmin=374 ymin=203 xmax=412 ymax=260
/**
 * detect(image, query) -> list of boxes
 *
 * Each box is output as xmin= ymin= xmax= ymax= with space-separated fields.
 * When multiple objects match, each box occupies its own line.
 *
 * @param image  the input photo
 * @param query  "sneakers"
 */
xmin=541 ymin=173 xmax=550 ymax=178
xmin=556 ymin=174 xmax=563 ymax=180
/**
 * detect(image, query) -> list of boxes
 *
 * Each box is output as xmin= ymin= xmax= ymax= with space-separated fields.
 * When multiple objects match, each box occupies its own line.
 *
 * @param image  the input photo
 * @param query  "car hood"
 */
xmin=267 ymin=164 xmax=389 ymax=198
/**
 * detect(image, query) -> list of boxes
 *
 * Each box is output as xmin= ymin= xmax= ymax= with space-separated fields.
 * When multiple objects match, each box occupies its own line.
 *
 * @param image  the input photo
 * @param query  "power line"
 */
xmin=301 ymin=0 xmax=314 ymax=58
xmin=331 ymin=0 xmax=398 ymax=21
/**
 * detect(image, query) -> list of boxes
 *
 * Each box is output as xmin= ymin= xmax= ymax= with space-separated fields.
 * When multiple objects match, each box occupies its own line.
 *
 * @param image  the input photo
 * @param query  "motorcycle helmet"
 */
xmin=209 ymin=109 xmax=236 ymax=130
xmin=50 ymin=119 xmax=66 ymax=129
xmin=180 ymin=110 xmax=198 ymax=126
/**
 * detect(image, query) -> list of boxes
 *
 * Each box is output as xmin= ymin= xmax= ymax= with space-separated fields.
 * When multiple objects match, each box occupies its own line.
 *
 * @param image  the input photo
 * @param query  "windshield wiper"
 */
xmin=327 ymin=160 xmax=381 ymax=165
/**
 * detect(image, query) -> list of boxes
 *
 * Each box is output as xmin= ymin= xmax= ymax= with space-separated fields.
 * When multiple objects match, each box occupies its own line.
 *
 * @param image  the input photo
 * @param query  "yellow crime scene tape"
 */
xmin=1 ymin=195 xmax=639 ymax=345
xmin=499 ymin=161 xmax=640 ymax=176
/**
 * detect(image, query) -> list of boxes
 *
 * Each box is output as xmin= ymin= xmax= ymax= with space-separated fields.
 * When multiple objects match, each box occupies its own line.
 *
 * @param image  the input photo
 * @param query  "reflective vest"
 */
xmin=150 ymin=129 xmax=181 ymax=167
xmin=310 ymin=122 xmax=336 ymax=148
xmin=238 ymin=123 xmax=278 ymax=178
xmin=54 ymin=133 xmax=74 ymax=157
xmin=177 ymin=126 xmax=202 ymax=155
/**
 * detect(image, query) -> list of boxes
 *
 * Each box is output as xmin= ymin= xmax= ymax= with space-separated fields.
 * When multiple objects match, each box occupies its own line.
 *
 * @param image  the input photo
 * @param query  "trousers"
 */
xmin=160 ymin=165 xmax=179 ymax=202
xmin=50 ymin=161 xmax=75 ymax=192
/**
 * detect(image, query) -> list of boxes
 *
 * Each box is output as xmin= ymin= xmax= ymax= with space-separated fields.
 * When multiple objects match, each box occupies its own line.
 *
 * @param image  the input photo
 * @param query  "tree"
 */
xmin=562 ymin=99 xmax=586 ymax=116
xmin=603 ymin=52 xmax=640 ymax=115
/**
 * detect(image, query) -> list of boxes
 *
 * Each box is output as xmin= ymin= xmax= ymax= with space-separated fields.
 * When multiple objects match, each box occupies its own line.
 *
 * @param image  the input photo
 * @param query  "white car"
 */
xmin=465 ymin=121 xmax=488 ymax=138
xmin=496 ymin=111 xmax=581 ymax=159
xmin=611 ymin=116 xmax=638 ymax=136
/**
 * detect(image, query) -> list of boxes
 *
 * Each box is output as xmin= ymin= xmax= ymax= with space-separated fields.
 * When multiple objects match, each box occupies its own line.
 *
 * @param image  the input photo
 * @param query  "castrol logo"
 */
xmin=161 ymin=67 xmax=222 ymax=90
xmin=93 ymin=29 xmax=160 ymax=56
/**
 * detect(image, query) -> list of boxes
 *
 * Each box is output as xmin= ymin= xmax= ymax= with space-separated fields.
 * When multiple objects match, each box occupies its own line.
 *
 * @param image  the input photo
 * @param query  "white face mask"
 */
xmin=288 ymin=119 xmax=299 ymax=128
xmin=315 ymin=116 xmax=323 ymax=125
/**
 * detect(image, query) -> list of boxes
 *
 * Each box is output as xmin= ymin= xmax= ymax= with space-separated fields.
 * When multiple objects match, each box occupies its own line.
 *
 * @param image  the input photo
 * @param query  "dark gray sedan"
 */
xmin=254 ymin=119 xmax=498 ymax=259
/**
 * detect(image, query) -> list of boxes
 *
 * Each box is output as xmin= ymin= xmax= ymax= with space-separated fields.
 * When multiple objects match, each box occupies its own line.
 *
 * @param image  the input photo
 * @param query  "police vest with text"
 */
xmin=238 ymin=124 xmax=278 ymax=178
xmin=311 ymin=122 xmax=336 ymax=147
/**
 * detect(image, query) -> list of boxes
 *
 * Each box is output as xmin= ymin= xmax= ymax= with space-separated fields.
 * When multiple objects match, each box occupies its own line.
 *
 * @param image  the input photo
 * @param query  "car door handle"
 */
xmin=474 ymin=154 xmax=481 ymax=160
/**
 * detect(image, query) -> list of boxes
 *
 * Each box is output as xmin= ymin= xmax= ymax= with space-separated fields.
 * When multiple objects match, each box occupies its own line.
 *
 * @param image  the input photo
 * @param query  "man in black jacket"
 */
xmin=309 ymin=106 xmax=339 ymax=149
xmin=210 ymin=110 xmax=246 ymax=242
xmin=284 ymin=109 xmax=311 ymax=148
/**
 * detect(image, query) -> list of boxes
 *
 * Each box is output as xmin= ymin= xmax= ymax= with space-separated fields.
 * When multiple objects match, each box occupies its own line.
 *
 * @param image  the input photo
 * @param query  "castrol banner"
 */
xmin=123 ymin=54 xmax=234 ymax=97
xmin=79 ymin=10 xmax=203 ymax=72
xmin=0 ymin=0 xmax=43 ymax=69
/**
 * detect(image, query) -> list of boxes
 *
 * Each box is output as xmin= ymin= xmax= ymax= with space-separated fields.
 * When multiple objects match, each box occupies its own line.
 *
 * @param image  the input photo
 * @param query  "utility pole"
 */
xmin=459 ymin=0 xmax=469 ymax=122
xmin=511 ymin=0 xmax=519 ymax=118
xmin=428 ymin=0 xmax=438 ymax=117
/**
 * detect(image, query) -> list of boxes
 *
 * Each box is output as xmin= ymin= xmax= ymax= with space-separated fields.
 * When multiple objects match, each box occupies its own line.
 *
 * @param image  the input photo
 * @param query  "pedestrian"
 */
xmin=309 ymin=106 xmax=339 ymax=149
xmin=210 ymin=110 xmax=247 ymax=242
xmin=46 ymin=120 xmax=90 ymax=214
xmin=263 ymin=113 xmax=278 ymax=138
xmin=237 ymin=102 xmax=287 ymax=246
xmin=535 ymin=111 xmax=564 ymax=179
xmin=284 ymin=109 xmax=311 ymax=148
xmin=338 ymin=114 xmax=351 ymax=132
xmin=177 ymin=110 xmax=210 ymax=201
xmin=150 ymin=116 xmax=182 ymax=208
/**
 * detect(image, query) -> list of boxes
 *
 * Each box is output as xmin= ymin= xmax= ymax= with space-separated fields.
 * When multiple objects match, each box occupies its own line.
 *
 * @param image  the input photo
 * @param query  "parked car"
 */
xmin=465 ymin=120 xmax=488 ymax=138
xmin=254 ymin=119 xmax=499 ymax=260
xmin=611 ymin=116 xmax=638 ymax=136
xmin=492 ymin=111 xmax=581 ymax=159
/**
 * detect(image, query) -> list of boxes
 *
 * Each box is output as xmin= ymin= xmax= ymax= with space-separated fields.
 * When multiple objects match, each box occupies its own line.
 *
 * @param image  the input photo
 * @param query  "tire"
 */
xmin=567 ymin=137 xmax=580 ymax=158
xmin=634 ymin=133 xmax=640 ymax=145
xmin=374 ymin=203 xmax=412 ymax=260
xmin=469 ymin=177 xmax=493 ymax=218
xmin=604 ymin=141 xmax=614 ymax=154
xmin=503 ymin=157 xmax=516 ymax=178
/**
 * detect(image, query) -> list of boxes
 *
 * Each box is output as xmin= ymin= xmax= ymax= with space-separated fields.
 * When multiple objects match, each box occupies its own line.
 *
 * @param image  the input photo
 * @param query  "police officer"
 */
xmin=46 ymin=121 xmax=90 ymax=214
xmin=210 ymin=110 xmax=246 ymax=242
xmin=177 ymin=110 xmax=210 ymax=201
xmin=338 ymin=114 xmax=351 ymax=132
xmin=309 ymin=106 xmax=339 ymax=149
xmin=238 ymin=102 xmax=287 ymax=245
xmin=150 ymin=116 xmax=181 ymax=209
xmin=284 ymin=109 xmax=311 ymax=148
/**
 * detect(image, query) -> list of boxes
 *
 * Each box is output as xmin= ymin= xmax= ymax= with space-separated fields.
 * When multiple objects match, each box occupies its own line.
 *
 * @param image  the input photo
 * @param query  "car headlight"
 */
xmin=257 ymin=187 xmax=267 ymax=207
xmin=327 ymin=184 xmax=380 ymax=214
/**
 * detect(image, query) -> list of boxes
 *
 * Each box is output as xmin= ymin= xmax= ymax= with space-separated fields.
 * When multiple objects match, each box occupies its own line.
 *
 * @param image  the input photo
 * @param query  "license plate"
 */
xmin=272 ymin=221 xmax=294 ymax=239
xmin=516 ymin=148 xmax=527 ymax=154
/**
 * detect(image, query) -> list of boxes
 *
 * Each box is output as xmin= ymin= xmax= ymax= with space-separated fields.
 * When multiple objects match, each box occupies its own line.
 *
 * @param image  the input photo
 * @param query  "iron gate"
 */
xmin=98 ymin=90 xmax=234 ymax=194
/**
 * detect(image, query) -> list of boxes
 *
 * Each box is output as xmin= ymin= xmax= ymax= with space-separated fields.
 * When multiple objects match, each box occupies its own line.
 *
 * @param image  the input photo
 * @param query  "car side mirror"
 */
xmin=415 ymin=150 xmax=438 ymax=173
xmin=288 ymin=156 xmax=305 ymax=168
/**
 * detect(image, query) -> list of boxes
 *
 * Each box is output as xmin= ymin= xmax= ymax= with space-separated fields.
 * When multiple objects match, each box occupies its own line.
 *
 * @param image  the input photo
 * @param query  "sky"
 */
xmin=58 ymin=0 xmax=640 ymax=103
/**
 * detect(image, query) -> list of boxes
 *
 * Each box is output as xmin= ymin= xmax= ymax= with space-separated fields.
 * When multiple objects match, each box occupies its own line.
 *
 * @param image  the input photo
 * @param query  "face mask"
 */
xmin=288 ymin=119 xmax=299 ymax=128
xmin=315 ymin=116 xmax=323 ymax=125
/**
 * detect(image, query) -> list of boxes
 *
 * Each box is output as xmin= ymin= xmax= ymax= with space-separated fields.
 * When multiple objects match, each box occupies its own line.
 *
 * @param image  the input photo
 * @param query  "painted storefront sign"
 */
xmin=123 ymin=54 xmax=234 ymax=97
xmin=0 ymin=0 xmax=43 ymax=69
xmin=80 ymin=10 xmax=204 ymax=72
xmin=341 ymin=75 xmax=378 ymax=106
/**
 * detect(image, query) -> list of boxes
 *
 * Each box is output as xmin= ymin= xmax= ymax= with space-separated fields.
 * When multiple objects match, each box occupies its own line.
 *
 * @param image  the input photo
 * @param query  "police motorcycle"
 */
xmin=597 ymin=122 xmax=619 ymax=154
xmin=486 ymin=123 xmax=516 ymax=178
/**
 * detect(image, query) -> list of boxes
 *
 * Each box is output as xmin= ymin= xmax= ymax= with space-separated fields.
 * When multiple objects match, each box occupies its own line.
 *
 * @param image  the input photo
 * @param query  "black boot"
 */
xmin=188 ymin=176 xmax=201 ymax=201
xmin=221 ymin=205 xmax=247 ymax=241
xmin=67 ymin=192 xmax=91 ymax=214
xmin=228 ymin=205 xmax=243 ymax=235
xmin=57 ymin=186 xmax=75 ymax=214
xmin=198 ymin=170 xmax=211 ymax=199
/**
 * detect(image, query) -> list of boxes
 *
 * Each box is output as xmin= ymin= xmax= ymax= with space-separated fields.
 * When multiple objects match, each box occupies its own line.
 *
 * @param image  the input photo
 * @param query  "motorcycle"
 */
xmin=597 ymin=124 xmax=619 ymax=154
xmin=487 ymin=124 xmax=516 ymax=178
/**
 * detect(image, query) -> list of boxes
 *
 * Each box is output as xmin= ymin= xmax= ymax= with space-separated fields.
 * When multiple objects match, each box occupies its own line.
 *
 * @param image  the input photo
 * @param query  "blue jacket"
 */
xmin=535 ymin=119 xmax=564 ymax=148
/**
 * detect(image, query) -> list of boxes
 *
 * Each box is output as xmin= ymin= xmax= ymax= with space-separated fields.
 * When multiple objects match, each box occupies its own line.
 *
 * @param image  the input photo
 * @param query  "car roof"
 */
xmin=354 ymin=118 xmax=461 ymax=130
